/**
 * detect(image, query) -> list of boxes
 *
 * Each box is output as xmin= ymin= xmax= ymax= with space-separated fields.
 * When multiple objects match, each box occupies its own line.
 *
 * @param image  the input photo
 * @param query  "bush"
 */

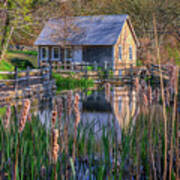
xmin=52 ymin=73 xmax=94 ymax=90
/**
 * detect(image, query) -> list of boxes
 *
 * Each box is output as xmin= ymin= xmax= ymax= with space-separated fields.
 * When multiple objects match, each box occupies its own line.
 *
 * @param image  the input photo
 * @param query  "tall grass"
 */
xmin=0 ymin=84 xmax=179 ymax=179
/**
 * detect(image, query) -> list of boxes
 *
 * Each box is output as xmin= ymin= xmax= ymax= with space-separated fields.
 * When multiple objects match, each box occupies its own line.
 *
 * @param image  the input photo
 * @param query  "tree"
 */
xmin=0 ymin=0 xmax=57 ymax=60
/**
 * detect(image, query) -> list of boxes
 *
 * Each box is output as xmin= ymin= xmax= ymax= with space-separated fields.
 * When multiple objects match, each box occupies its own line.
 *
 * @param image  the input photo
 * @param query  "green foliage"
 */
xmin=8 ymin=50 xmax=37 ymax=56
xmin=137 ymin=59 xmax=143 ymax=66
xmin=166 ymin=46 xmax=180 ymax=66
xmin=52 ymin=72 xmax=94 ymax=91
xmin=6 ymin=51 xmax=38 ymax=68
xmin=0 ymin=102 xmax=177 ymax=178
xmin=10 ymin=58 xmax=34 ymax=70
xmin=0 ymin=60 xmax=14 ymax=71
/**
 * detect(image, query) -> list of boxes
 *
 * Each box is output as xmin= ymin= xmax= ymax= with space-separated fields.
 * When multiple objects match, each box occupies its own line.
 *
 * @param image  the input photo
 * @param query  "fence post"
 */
xmin=94 ymin=61 xmax=97 ymax=71
xmin=64 ymin=61 xmax=67 ymax=70
xmin=85 ymin=62 xmax=88 ymax=78
xmin=26 ymin=66 xmax=30 ymax=87
xmin=81 ymin=61 xmax=84 ymax=72
xmin=14 ymin=66 xmax=18 ymax=91
xmin=49 ymin=63 xmax=52 ymax=80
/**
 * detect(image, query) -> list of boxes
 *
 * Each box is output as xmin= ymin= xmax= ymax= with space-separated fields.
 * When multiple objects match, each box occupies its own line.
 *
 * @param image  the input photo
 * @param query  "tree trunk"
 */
xmin=0 ymin=26 xmax=14 ymax=60
xmin=0 ymin=0 xmax=14 ymax=60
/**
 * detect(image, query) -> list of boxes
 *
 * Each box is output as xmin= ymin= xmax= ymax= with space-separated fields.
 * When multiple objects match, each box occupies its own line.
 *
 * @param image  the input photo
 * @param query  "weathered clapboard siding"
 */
xmin=83 ymin=46 xmax=113 ymax=64
xmin=112 ymin=87 xmax=137 ymax=128
xmin=114 ymin=20 xmax=137 ymax=75
xmin=36 ymin=15 xmax=139 ymax=73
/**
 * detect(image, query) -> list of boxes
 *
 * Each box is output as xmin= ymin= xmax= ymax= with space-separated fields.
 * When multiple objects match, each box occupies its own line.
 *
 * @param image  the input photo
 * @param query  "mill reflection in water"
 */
xmin=37 ymin=85 xmax=138 ymax=141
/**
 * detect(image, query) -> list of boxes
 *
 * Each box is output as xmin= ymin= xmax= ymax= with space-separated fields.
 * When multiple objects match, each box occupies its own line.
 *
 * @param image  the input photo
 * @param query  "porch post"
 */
xmin=38 ymin=46 xmax=40 ymax=68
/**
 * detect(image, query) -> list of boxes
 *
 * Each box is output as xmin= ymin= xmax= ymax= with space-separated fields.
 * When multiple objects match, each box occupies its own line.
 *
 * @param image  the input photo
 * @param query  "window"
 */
xmin=52 ymin=47 xmax=60 ymax=60
xmin=119 ymin=45 xmax=122 ymax=60
xmin=41 ymin=47 xmax=48 ymax=60
xmin=118 ymin=97 xmax=122 ymax=113
xmin=65 ymin=47 xmax=73 ymax=61
xmin=129 ymin=46 xmax=133 ymax=60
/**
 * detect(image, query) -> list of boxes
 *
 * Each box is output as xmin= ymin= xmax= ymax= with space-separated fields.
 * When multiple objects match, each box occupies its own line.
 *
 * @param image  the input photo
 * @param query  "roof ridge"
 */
xmin=49 ymin=14 xmax=128 ymax=21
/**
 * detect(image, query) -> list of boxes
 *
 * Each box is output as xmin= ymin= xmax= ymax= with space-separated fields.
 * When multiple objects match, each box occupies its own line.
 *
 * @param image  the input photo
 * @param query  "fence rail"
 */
xmin=40 ymin=60 xmax=171 ymax=83
xmin=0 ymin=67 xmax=51 ymax=91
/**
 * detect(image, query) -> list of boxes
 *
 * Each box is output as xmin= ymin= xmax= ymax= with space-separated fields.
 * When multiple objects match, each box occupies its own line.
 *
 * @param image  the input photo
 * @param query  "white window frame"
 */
xmin=119 ymin=45 xmax=122 ymax=60
xmin=40 ymin=47 xmax=49 ymax=61
xmin=64 ymin=47 xmax=73 ymax=61
xmin=51 ymin=47 xmax=60 ymax=61
xmin=129 ymin=45 xmax=133 ymax=60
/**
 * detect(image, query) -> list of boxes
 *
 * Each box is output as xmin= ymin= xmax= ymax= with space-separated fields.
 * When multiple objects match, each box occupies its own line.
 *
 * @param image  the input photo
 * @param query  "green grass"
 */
xmin=0 ymin=60 xmax=14 ymax=71
xmin=0 ymin=101 xmax=177 ymax=179
xmin=52 ymin=72 xmax=94 ymax=91
xmin=6 ymin=50 xmax=37 ymax=68
xmin=0 ymin=50 xmax=37 ymax=79
xmin=8 ymin=50 xmax=38 ymax=56
xmin=0 ymin=60 xmax=14 ymax=80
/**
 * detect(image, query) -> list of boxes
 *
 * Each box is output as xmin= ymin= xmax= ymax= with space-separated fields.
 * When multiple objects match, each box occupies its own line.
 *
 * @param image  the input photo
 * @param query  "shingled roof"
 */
xmin=34 ymin=14 xmax=129 ymax=46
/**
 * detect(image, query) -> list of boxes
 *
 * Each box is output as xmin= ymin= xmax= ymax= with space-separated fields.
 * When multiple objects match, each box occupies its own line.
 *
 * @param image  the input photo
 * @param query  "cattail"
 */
xmin=74 ymin=93 xmax=80 ymax=126
xmin=147 ymin=86 xmax=152 ymax=105
xmin=51 ymin=129 xmax=59 ymax=163
xmin=72 ymin=93 xmax=80 ymax=162
xmin=57 ymin=98 xmax=63 ymax=122
xmin=67 ymin=90 xmax=73 ymax=116
xmin=134 ymin=77 xmax=140 ymax=92
xmin=19 ymin=99 xmax=31 ymax=133
xmin=51 ymin=110 xmax=57 ymax=129
xmin=3 ymin=105 xmax=11 ymax=129
xmin=105 ymin=83 xmax=111 ymax=102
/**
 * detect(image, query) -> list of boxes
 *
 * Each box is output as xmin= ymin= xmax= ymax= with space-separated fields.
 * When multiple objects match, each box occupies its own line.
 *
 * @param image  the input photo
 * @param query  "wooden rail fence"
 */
xmin=0 ymin=67 xmax=52 ymax=91
xmin=40 ymin=61 xmax=171 ymax=83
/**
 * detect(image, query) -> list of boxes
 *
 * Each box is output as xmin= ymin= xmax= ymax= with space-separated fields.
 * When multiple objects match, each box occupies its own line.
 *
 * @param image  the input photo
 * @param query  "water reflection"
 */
xmin=0 ymin=82 xmax=178 ymax=142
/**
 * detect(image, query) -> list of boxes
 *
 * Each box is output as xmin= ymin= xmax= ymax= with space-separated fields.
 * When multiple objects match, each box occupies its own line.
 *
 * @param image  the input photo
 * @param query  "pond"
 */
xmin=0 ymin=82 xmax=179 ymax=179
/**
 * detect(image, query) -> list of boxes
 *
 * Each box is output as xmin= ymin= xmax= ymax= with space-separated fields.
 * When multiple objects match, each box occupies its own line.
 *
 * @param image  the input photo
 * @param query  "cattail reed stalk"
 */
xmin=67 ymin=90 xmax=73 ymax=117
xmin=169 ymin=67 xmax=179 ymax=180
xmin=153 ymin=13 xmax=168 ymax=180
xmin=52 ymin=129 xmax=59 ymax=163
xmin=134 ymin=77 xmax=140 ymax=93
xmin=147 ymin=86 xmax=152 ymax=105
xmin=176 ymin=112 xmax=179 ymax=180
xmin=57 ymin=98 xmax=63 ymax=152
xmin=51 ymin=110 xmax=57 ymax=129
xmin=3 ymin=105 xmax=11 ymax=129
xmin=105 ymin=83 xmax=111 ymax=102
xmin=19 ymin=99 xmax=31 ymax=133
xmin=57 ymin=98 xmax=63 ymax=123
xmin=51 ymin=129 xmax=59 ymax=180
xmin=72 ymin=93 xmax=80 ymax=162
xmin=148 ymin=107 xmax=157 ymax=180
xmin=15 ymin=99 xmax=30 ymax=180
